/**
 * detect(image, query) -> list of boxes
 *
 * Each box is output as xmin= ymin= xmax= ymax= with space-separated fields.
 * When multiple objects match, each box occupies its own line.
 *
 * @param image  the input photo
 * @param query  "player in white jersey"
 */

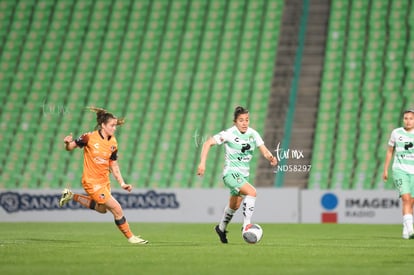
xmin=383 ymin=109 xmax=414 ymax=239
xmin=197 ymin=106 xmax=277 ymax=243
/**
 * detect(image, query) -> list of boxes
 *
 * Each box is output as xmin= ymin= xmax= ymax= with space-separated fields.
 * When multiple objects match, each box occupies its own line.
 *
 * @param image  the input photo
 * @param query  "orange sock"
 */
xmin=115 ymin=216 xmax=133 ymax=239
xmin=73 ymin=194 xmax=96 ymax=210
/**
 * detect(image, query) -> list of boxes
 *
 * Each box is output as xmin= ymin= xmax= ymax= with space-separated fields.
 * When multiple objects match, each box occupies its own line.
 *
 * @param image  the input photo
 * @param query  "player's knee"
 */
xmin=95 ymin=204 xmax=107 ymax=214
xmin=246 ymin=188 xmax=256 ymax=197
xmin=402 ymin=196 xmax=412 ymax=204
xmin=240 ymin=183 xmax=256 ymax=197
xmin=109 ymin=206 xmax=124 ymax=219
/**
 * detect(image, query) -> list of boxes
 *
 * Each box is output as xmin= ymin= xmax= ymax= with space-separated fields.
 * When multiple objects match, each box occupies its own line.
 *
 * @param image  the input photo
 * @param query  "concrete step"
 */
xmin=256 ymin=0 xmax=330 ymax=189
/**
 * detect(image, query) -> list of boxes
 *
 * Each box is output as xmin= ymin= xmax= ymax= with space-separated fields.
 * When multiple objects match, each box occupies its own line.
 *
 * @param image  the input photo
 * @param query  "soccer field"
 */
xmin=0 ymin=223 xmax=411 ymax=275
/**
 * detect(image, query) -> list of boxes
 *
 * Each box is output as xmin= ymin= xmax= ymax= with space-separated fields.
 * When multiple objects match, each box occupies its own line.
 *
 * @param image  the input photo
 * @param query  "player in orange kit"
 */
xmin=59 ymin=107 xmax=148 ymax=244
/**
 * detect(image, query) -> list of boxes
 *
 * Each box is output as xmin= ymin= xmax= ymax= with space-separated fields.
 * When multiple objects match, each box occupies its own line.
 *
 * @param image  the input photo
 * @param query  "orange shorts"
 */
xmin=82 ymin=182 xmax=112 ymax=204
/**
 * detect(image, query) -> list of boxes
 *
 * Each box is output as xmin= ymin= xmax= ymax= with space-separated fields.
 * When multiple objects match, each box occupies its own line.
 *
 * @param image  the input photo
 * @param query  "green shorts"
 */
xmin=393 ymin=170 xmax=414 ymax=197
xmin=223 ymin=171 xmax=249 ymax=196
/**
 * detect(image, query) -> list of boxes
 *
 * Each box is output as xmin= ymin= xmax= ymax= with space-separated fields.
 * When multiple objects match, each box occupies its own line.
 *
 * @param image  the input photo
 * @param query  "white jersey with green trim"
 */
xmin=213 ymin=126 xmax=264 ymax=177
xmin=388 ymin=127 xmax=414 ymax=174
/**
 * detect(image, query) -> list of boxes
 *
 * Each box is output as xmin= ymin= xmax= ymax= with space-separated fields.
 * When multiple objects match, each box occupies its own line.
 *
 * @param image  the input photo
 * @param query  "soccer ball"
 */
xmin=242 ymin=224 xmax=263 ymax=244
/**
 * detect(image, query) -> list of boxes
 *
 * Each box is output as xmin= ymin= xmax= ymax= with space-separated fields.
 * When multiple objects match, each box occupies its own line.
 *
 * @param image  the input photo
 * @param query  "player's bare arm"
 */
xmin=259 ymin=145 xmax=277 ymax=166
xmin=110 ymin=160 xmax=132 ymax=192
xmin=383 ymin=146 xmax=394 ymax=181
xmin=197 ymin=137 xmax=217 ymax=176
xmin=63 ymin=133 xmax=77 ymax=151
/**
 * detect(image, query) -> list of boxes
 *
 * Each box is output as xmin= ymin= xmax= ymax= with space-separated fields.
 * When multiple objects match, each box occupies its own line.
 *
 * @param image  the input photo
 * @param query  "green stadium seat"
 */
xmin=309 ymin=0 xmax=406 ymax=189
xmin=0 ymin=0 xmax=282 ymax=189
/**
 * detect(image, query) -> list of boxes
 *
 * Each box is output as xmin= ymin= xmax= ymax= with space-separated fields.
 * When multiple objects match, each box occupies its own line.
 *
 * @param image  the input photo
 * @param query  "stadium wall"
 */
xmin=0 ymin=188 xmax=401 ymax=224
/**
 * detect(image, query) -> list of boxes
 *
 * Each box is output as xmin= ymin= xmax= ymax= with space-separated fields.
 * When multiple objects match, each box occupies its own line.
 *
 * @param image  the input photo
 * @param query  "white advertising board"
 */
xmin=301 ymin=190 xmax=402 ymax=224
xmin=0 ymin=189 xmax=403 ymax=224
xmin=0 ymin=188 xmax=299 ymax=223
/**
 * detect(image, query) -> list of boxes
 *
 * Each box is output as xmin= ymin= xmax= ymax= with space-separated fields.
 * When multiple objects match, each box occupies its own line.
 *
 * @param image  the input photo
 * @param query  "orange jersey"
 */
xmin=75 ymin=130 xmax=118 ymax=189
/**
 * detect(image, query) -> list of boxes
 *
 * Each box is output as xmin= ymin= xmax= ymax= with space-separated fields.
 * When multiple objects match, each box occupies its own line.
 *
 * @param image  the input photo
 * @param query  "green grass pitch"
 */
xmin=0 ymin=223 xmax=412 ymax=275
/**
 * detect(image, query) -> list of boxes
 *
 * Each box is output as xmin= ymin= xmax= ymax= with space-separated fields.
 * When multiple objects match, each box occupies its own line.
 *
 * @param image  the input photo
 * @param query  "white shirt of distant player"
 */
xmin=213 ymin=126 xmax=264 ymax=177
xmin=388 ymin=127 xmax=414 ymax=174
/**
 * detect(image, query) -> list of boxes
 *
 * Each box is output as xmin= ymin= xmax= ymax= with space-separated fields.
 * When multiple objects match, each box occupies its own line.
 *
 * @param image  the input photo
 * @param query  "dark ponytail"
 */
xmin=87 ymin=106 xmax=125 ymax=130
xmin=233 ymin=106 xmax=249 ymax=122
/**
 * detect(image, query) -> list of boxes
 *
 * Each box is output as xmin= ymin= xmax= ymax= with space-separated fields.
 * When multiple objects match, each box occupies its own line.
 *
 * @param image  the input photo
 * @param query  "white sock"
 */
xmin=219 ymin=206 xmax=236 ymax=231
xmin=403 ymin=214 xmax=413 ymax=234
xmin=403 ymin=223 xmax=408 ymax=237
xmin=242 ymin=195 xmax=256 ymax=229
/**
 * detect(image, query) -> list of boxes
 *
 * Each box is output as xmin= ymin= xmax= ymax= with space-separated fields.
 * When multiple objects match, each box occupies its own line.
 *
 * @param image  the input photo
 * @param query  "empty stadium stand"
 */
xmin=1 ymin=0 xmax=412 ymax=191
xmin=0 ymin=0 xmax=282 ymax=189
xmin=308 ymin=0 xmax=413 ymax=190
